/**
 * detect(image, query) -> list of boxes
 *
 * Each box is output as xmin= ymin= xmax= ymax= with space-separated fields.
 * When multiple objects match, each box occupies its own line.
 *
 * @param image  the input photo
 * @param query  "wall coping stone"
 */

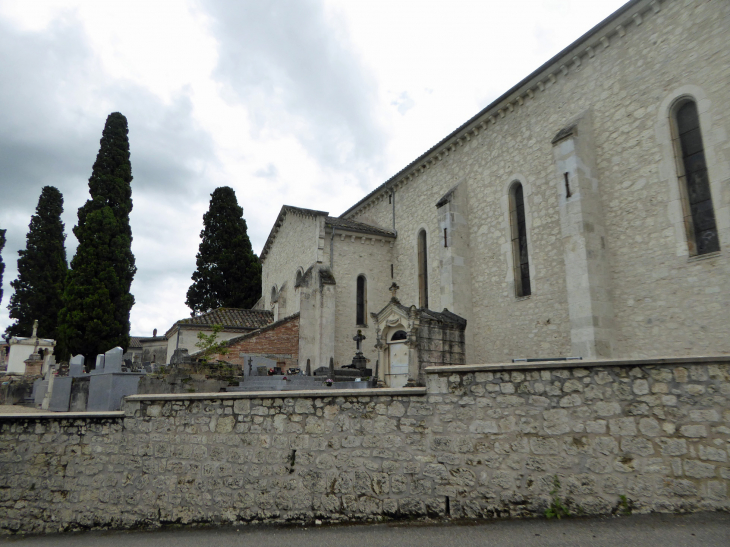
xmin=425 ymin=354 xmax=730 ymax=374
xmin=126 ymin=387 xmax=427 ymax=401
xmin=0 ymin=411 xmax=124 ymax=420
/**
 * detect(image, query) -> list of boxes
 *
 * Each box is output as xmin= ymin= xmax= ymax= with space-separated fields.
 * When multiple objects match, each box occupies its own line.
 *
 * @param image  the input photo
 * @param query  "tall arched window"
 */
xmin=673 ymin=100 xmax=720 ymax=255
xmin=270 ymin=285 xmax=277 ymax=304
xmin=417 ymin=229 xmax=429 ymax=308
xmin=356 ymin=275 xmax=367 ymax=325
xmin=509 ymin=182 xmax=531 ymax=297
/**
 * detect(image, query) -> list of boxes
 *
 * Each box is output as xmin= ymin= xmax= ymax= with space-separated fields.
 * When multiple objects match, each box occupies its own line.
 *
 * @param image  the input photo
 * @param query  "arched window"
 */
xmin=673 ymin=100 xmax=720 ymax=255
xmin=391 ymin=330 xmax=407 ymax=341
xmin=295 ymin=268 xmax=304 ymax=287
xmin=356 ymin=275 xmax=367 ymax=325
xmin=270 ymin=285 xmax=278 ymax=303
xmin=509 ymin=182 xmax=531 ymax=297
xmin=417 ymin=229 xmax=429 ymax=308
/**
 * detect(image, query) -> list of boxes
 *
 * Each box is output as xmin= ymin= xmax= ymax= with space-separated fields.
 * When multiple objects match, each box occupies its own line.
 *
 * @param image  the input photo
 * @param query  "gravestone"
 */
xmin=69 ymin=355 xmax=85 ymax=377
xmin=87 ymin=347 xmax=143 ymax=411
xmin=104 ymin=347 xmax=123 ymax=373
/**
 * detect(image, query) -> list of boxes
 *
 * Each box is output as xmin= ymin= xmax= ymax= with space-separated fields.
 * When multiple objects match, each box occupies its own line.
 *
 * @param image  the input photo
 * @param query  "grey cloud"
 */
xmin=0 ymin=14 xmax=218 ymax=332
xmin=254 ymin=163 xmax=278 ymax=179
xmin=201 ymin=0 xmax=386 ymax=183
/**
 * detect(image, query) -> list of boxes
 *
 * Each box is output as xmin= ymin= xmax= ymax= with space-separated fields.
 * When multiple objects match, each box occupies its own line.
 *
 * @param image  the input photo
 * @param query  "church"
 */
xmin=253 ymin=0 xmax=729 ymax=386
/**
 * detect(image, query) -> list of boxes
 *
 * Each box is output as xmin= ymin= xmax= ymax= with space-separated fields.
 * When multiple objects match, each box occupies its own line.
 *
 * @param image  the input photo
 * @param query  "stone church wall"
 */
xmin=345 ymin=0 xmax=730 ymax=363
xmin=1 ymin=356 xmax=728 ymax=534
xmin=324 ymin=231 xmax=394 ymax=368
xmin=263 ymin=212 xmax=324 ymax=318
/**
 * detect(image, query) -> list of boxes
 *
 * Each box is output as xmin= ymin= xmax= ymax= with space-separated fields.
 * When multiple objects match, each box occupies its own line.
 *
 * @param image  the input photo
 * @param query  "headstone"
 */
xmin=104 ymin=347 xmax=123 ymax=373
xmin=328 ymin=357 xmax=335 ymax=379
xmin=95 ymin=354 xmax=105 ymax=372
xmin=69 ymin=355 xmax=85 ymax=377
xmin=306 ymin=359 xmax=311 ymax=376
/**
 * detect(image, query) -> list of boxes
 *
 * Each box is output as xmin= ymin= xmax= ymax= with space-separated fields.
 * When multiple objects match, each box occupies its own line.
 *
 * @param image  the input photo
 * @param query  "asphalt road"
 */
xmin=4 ymin=512 xmax=729 ymax=547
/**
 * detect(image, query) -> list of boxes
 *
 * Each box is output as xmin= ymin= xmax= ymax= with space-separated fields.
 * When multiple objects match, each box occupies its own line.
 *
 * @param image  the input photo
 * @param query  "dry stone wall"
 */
xmin=1 ymin=357 xmax=728 ymax=534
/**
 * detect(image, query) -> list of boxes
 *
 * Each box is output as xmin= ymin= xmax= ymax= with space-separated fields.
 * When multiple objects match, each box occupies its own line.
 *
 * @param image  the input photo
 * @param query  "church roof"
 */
xmin=325 ymin=216 xmax=395 ymax=238
xmin=339 ymin=0 xmax=648 ymax=219
xmin=129 ymin=337 xmax=143 ymax=349
xmin=165 ymin=308 xmax=274 ymax=338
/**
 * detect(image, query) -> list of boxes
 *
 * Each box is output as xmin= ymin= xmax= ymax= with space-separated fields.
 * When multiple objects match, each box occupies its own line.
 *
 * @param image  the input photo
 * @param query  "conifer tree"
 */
xmin=186 ymin=186 xmax=261 ymax=314
xmin=5 ymin=186 xmax=67 ymax=340
xmin=0 ymin=228 xmax=6 ymax=307
xmin=57 ymin=113 xmax=136 ymax=362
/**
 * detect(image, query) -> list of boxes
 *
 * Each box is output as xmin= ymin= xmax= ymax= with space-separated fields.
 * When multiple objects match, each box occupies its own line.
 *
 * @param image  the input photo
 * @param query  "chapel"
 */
xmin=254 ymin=0 xmax=729 ymax=386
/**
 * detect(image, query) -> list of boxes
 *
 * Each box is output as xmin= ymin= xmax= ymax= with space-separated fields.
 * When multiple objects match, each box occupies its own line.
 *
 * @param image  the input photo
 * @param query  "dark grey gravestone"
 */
xmin=49 ymin=377 xmax=72 ymax=412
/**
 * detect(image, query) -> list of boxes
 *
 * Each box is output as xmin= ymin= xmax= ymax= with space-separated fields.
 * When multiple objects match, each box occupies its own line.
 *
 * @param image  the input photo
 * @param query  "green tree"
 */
xmin=5 ymin=186 xmax=67 ymax=340
xmin=57 ymin=112 xmax=136 ymax=362
xmin=186 ymin=186 xmax=261 ymax=314
xmin=194 ymin=324 xmax=230 ymax=364
xmin=0 ymin=228 xmax=6 ymax=307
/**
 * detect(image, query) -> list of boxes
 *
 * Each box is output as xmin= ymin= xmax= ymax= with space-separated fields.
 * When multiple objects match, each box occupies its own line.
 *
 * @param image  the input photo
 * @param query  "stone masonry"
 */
xmin=0 ymin=356 xmax=728 ymax=534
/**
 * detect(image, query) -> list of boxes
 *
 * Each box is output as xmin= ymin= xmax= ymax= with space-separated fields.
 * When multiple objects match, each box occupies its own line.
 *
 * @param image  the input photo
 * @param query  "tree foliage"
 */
xmin=0 ymin=228 xmax=6 ymax=307
xmin=186 ymin=186 xmax=261 ymax=315
xmin=5 ymin=186 xmax=67 ymax=340
xmin=194 ymin=324 xmax=230 ymax=364
xmin=58 ymin=112 xmax=136 ymax=362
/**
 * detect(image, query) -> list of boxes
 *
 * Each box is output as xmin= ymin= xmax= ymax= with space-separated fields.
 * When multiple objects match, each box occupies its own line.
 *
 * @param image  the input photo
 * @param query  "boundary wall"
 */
xmin=1 ymin=356 xmax=728 ymax=534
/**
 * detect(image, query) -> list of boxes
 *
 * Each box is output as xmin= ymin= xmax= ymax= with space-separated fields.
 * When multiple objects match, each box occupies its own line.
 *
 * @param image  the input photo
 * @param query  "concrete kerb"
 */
xmin=424 ymin=355 xmax=730 ymax=374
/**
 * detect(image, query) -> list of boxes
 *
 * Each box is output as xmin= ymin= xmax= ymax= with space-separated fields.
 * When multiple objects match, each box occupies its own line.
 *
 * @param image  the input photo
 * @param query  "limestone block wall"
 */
xmin=344 ymin=0 xmax=730 ymax=362
xmin=0 ymin=356 xmax=728 ymax=535
xmin=324 ymin=231 xmax=394 ymax=368
xmin=262 ymin=212 xmax=324 ymax=317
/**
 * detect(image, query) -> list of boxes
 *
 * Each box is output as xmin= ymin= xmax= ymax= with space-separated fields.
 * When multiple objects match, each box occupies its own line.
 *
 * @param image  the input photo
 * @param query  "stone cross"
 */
xmin=248 ymin=357 xmax=253 ymax=377
xmin=389 ymin=282 xmax=400 ymax=300
xmin=353 ymin=330 xmax=366 ymax=354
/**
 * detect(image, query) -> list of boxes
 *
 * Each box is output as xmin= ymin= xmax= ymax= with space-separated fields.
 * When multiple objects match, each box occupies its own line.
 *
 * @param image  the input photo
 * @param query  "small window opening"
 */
xmin=444 ymin=227 xmax=448 ymax=248
xmin=391 ymin=330 xmax=407 ymax=341
xmin=564 ymin=172 xmax=571 ymax=198
xmin=417 ymin=230 xmax=429 ymax=308
xmin=509 ymin=183 xmax=531 ymax=297
xmin=390 ymin=264 xmax=394 ymax=278
xmin=356 ymin=275 xmax=367 ymax=325
xmin=389 ymin=194 xmax=392 ymax=204
xmin=674 ymin=100 xmax=720 ymax=255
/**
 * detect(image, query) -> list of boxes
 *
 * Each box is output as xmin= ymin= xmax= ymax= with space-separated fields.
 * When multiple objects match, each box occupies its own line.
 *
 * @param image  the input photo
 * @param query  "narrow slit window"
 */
xmin=356 ymin=275 xmax=367 ymax=325
xmin=444 ymin=228 xmax=448 ymax=247
xmin=510 ymin=183 xmax=531 ymax=297
xmin=674 ymin=100 xmax=720 ymax=255
xmin=417 ymin=229 xmax=429 ymax=308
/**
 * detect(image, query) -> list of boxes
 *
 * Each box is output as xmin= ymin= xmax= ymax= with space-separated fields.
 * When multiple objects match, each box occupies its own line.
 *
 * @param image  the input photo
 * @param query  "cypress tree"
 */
xmin=57 ymin=112 xmax=136 ymax=362
xmin=0 ymin=228 xmax=6 ymax=307
xmin=5 ymin=186 xmax=67 ymax=340
xmin=186 ymin=186 xmax=261 ymax=314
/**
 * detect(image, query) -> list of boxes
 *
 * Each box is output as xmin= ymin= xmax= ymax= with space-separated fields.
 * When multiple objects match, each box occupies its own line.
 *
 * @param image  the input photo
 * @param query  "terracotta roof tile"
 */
xmin=176 ymin=308 xmax=274 ymax=330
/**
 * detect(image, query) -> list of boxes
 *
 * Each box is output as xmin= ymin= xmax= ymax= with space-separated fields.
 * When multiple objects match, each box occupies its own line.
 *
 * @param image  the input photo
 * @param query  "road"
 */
xmin=4 ymin=512 xmax=729 ymax=547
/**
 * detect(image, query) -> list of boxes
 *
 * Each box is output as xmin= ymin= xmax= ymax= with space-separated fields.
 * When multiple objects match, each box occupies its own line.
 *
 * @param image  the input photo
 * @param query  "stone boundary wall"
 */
xmin=0 ymin=357 xmax=728 ymax=534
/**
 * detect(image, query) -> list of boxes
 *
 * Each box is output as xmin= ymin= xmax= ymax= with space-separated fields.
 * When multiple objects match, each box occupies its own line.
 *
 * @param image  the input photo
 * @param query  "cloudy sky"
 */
xmin=0 ymin=0 xmax=627 ymax=338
